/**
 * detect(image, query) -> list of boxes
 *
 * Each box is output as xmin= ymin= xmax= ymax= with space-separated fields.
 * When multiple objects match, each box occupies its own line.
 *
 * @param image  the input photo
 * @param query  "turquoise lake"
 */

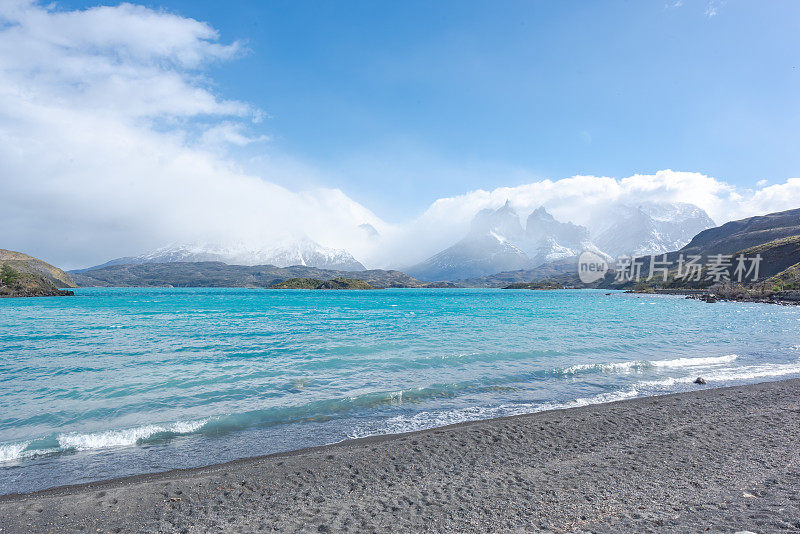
xmin=1 ymin=288 xmax=799 ymax=493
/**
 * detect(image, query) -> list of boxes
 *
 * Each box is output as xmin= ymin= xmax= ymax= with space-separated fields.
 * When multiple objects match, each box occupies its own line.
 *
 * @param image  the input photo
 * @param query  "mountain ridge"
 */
xmin=70 ymin=262 xmax=430 ymax=289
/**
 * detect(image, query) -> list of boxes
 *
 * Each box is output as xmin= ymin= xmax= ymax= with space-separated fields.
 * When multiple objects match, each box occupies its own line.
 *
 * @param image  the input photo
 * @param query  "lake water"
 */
xmin=1 ymin=288 xmax=799 ymax=493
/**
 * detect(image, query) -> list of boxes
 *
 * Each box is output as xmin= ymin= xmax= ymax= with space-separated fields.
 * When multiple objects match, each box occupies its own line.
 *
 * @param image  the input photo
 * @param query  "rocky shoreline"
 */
xmin=629 ymin=287 xmax=800 ymax=306
xmin=0 ymin=287 xmax=74 ymax=298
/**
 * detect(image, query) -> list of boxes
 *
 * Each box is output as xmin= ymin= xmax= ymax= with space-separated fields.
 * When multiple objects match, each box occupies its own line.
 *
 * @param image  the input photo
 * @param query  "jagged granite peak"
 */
xmin=84 ymin=238 xmax=365 ymax=272
xmin=406 ymin=234 xmax=534 ymax=282
xmin=408 ymin=200 xmax=709 ymax=282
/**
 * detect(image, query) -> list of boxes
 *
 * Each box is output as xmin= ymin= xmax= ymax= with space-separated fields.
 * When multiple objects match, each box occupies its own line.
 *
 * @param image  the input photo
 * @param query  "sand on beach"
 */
xmin=1 ymin=378 xmax=799 ymax=533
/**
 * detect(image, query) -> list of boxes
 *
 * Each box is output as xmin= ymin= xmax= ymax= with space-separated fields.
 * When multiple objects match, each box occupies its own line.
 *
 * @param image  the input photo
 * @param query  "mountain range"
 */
xmin=69 ymin=263 xmax=433 ymax=289
xmin=38 ymin=205 xmax=800 ymax=293
xmin=406 ymin=201 xmax=715 ymax=281
xmin=74 ymin=201 xmax=716 ymax=282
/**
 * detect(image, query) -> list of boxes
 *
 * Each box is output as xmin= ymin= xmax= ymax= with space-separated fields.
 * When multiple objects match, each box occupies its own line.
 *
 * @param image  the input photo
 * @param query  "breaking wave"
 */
xmin=0 ymin=419 xmax=209 ymax=463
xmin=559 ymin=354 xmax=738 ymax=375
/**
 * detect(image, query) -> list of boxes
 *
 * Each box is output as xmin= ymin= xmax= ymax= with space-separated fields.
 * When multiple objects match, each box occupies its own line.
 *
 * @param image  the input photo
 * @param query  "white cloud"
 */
xmin=705 ymin=0 xmax=724 ymax=17
xmin=0 ymin=1 xmax=384 ymax=269
xmin=199 ymin=122 xmax=271 ymax=149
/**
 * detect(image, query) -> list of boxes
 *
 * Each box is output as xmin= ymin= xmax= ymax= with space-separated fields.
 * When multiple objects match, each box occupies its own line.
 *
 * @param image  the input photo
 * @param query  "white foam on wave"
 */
xmin=0 ymin=418 xmax=209 ymax=464
xmin=650 ymin=354 xmax=739 ymax=368
xmin=562 ymin=360 xmax=648 ymax=374
xmin=0 ymin=441 xmax=30 ymax=463
xmin=59 ymin=425 xmax=163 ymax=450
xmin=0 ymin=441 xmax=60 ymax=463
xmin=639 ymin=361 xmax=800 ymax=388
xmin=562 ymin=354 xmax=738 ymax=375
xmin=58 ymin=419 xmax=208 ymax=451
xmin=348 ymin=388 xmax=640 ymax=439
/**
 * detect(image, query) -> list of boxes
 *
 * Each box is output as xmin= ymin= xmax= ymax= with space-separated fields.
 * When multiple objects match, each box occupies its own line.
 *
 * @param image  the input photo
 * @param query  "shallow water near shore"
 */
xmin=1 ymin=287 xmax=799 ymax=494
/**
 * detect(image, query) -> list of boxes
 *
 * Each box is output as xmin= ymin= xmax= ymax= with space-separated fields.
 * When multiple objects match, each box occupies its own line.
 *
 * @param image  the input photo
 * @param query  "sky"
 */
xmin=1 ymin=0 xmax=800 ymax=268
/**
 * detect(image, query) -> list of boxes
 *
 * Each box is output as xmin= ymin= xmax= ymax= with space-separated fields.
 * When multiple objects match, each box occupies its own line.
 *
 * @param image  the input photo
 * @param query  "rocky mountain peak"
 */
xmin=470 ymin=202 xmax=524 ymax=241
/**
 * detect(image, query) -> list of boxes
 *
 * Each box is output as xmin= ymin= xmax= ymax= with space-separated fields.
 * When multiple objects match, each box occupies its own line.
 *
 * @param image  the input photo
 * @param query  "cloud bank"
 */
xmin=0 ymin=1 xmax=384 ymax=268
xmin=1 ymin=1 xmax=798 ymax=270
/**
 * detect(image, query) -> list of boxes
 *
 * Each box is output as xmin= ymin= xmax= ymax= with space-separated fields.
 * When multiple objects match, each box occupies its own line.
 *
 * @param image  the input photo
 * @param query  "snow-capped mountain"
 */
xmin=592 ymin=202 xmax=715 ymax=259
xmin=89 ymin=238 xmax=365 ymax=271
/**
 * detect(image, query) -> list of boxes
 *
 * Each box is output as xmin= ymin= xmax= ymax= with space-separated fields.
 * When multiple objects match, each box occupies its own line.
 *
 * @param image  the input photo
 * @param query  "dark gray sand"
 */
xmin=2 ymin=379 xmax=800 ymax=533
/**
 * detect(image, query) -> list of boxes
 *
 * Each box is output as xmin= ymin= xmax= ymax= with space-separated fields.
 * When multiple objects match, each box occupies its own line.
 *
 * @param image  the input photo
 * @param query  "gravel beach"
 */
xmin=2 ymin=378 xmax=799 ymax=533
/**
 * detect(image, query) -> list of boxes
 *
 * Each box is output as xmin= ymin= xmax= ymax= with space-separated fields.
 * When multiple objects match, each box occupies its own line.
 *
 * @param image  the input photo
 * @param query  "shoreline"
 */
xmin=2 ymin=378 xmax=800 ymax=532
xmin=628 ymin=287 xmax=800 ymax=306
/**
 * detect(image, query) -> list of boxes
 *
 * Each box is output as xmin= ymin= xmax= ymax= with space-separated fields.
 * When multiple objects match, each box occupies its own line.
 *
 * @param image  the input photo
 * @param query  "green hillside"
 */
xmin=0 ymin=260 xmax=75 ymax=298
xmin=0 ymin=249 xmax=76 ymax=288
xmin=269 ymin=277 xmax=375 ymax=289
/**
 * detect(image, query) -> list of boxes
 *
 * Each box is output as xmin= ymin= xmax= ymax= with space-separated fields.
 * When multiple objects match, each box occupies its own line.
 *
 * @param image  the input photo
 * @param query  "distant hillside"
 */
xmin=453 ymin=257 xmax=580 ymax=288
xmin=70 ymin=262 xmax=428 ymax=289
xmin=502 ymin=282 xmax=565 ymax=290
xmin=767 ymin=262 xmax=800 ymax=292
xmin=679 ymin=207 xmax=800 ymax=256
xmin=0 ymin=249 xmax=75 ymax=297
xmin=269 ymin=277 xmax=374 ymax=290
xmin=594 ymin=208 xmax=800 ymax=294
xmin=0 ymin=249 xmax=76 ymax=288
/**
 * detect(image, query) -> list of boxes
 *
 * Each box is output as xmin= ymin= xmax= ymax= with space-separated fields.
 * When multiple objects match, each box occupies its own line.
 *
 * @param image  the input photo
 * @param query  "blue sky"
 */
xmin=3 ymin=1 xmax=800 ymax=267
xmin=54 ymin=0 xmax=799 ymax=219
